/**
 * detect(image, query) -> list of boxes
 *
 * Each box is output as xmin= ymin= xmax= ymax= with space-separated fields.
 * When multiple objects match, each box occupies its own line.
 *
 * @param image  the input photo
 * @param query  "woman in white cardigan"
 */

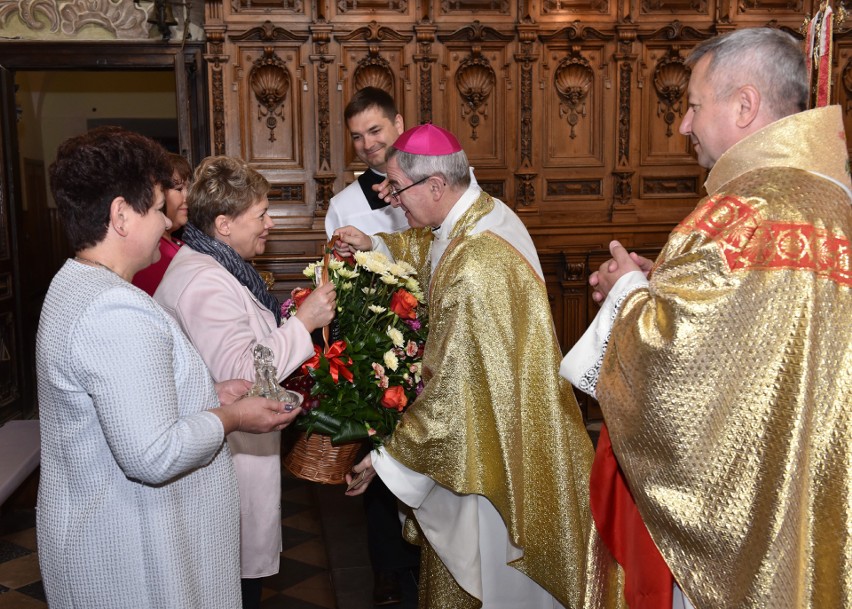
xmin=155 ymin=155 xmax=336 ymax=609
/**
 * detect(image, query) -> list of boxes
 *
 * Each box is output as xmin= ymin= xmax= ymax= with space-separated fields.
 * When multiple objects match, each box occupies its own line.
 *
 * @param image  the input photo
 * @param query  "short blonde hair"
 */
xmin=188 ymin=155 xmax=270 ymax=235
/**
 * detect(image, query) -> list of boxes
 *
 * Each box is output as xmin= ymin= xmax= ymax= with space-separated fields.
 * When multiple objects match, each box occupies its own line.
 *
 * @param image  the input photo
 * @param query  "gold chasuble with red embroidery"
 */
xmin=598 ymin=106 xmax=852 ymax=609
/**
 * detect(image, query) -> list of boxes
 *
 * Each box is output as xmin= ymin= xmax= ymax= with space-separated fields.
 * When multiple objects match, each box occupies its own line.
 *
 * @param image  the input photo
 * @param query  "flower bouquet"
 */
xmin=282 ymin=245 xmax=428 ymax=453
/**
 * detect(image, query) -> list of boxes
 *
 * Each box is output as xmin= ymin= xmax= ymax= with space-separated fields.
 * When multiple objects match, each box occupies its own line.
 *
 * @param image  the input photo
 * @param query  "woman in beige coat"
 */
xmin=155 ymin=155 xmax=336 ymax=609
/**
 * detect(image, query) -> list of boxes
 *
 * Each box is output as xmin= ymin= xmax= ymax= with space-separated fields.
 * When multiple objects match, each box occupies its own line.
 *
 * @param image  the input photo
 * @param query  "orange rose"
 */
xmin=381 ymin=386 xmax=408 ymax=412
xmin=389 ymin=289 xmax=418 ymax=320
xmin=291 ymin=287 xmax=313 ymax=308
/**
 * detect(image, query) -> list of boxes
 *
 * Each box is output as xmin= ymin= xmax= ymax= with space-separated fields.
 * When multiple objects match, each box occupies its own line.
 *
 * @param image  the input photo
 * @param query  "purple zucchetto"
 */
xmin=393 ymin=123 xmax=462 ymax=156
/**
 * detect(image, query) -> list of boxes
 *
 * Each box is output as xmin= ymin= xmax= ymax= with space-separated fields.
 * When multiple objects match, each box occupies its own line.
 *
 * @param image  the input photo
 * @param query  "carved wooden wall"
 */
xmin=202 ymin=0 xmax=844 ymax=420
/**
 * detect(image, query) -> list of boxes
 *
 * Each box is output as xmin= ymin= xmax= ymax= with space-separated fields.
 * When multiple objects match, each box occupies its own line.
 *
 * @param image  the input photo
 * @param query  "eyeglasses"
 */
xmin=389 ymin=175 xmax=430 ymax=202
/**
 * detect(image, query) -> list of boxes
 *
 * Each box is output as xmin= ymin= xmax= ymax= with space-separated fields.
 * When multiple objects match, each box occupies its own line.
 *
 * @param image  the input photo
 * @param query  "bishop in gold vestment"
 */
xmin=375 ymin=188 xmax=599 ymax=609
xmin=336 ymin=123 xmax=618 ymax=609
xmin=563 ymin=105 xmax=852 ymax=608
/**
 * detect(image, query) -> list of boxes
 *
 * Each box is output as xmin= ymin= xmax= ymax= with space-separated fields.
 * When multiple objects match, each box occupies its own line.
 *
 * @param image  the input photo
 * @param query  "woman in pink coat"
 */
xmin=155 ymin=155 xmax=336 ymax=609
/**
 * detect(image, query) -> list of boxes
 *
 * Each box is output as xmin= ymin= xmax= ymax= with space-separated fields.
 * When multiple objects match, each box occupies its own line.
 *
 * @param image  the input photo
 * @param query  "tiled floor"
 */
xmin=0 ymin=471 xmax=418 ymax=609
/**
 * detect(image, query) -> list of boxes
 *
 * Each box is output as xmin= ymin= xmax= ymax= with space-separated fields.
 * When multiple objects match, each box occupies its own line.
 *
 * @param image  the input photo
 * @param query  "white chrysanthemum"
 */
xmin=328 ymin=259 xmax=344 ymax=271
xmin=341 ymin=281 xmax=353 ymax=291
xmin=411 ymin=290 xmax=425 ymax=302
xmin=369 ymin=305 xmax=387 ymax=314
xmin=386 ymin=326 xmax=404 ymax=347
xmin=388 ymin=263 xmax=409 ymax=278
xmin=357 ymin=251 xmax=391 ymax=275
xmin=303 ymin=262 xmax=320 ymax=278
xmin=336 ymin=267 xmax=359 ymax=279
xmin=362 ymin=287 xmax=377 ymax=296
xmin=383 ymin=351 xmax=399 ymax=371
xmin=380 ymin=274 xmax=398 ymax=285
xmin=397 ymin=260 xmax=416 ymax=276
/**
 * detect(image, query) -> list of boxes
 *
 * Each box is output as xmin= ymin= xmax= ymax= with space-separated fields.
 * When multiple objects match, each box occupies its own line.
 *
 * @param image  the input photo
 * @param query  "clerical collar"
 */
xmin=433 ymin=184 xmax=481 ymax=241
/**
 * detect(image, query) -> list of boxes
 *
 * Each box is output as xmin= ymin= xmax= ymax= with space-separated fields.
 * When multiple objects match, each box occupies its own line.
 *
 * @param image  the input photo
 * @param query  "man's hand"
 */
xmin=629 ymin=252 xmax=654 ymax=277
xmin=344 ymin=453 xmax=377 ymax=496
xmin=590 ymin=240 xmax=642 ymax=303
xmin=372 ymin=178 xmax=393 ymax=205
xmin=333 ymin=226 xmax=372 ymax=256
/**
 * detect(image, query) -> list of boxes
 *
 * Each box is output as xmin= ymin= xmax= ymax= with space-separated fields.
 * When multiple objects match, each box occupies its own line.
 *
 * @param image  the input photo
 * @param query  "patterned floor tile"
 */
xmin=0 ymin=474 xmax=399 ymax=609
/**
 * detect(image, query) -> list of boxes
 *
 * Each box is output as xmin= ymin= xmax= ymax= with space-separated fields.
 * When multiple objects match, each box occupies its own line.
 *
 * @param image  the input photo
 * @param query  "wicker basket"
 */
xmin=283 ymin=431 xmax=362 ymax=485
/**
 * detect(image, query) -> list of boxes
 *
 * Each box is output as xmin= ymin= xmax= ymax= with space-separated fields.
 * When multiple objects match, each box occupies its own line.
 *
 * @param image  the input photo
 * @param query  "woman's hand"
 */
xmin=214 ymin=379 xmax=252 ymax=405
xmin=212 ymin=396 xmax=300 ymax=435
xmin=333 ymin=226 xmax=372 ymax=256
xmin=294 ymin=282 xmax=337 ymax=333
xmin=344 ymin=453 xmax=377 ymax=496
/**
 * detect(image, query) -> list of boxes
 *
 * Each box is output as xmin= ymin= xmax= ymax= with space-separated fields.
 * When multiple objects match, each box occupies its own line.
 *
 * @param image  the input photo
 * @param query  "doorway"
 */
xmin=0 ymin=42 xmax=209 ymax=422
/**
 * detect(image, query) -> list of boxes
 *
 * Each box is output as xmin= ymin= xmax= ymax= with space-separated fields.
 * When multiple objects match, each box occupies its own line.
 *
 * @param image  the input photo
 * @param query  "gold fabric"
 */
xmin=384 ymin=193 xmax=599 ymax=609
xmin=598 ymin=107 xmax=852 ymax=609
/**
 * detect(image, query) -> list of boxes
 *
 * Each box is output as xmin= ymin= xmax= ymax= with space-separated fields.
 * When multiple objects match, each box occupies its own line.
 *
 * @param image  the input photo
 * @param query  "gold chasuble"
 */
xmin=598 ymin=106 xmax=852 ymax=608
xmin=379 ymin=193 xmax=604 ymax=609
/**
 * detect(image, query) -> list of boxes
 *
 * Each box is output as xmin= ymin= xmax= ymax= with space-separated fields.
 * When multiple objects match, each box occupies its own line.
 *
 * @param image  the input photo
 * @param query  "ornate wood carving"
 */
xmin=311 ymin=19 xmax=334 ymax=213
xmin=539 ymin=22 xmax=610 ymax=43
xmin=0 ymin=0 xmax=149 ymax=38
xmin=641 ymin=176 xmax=699 ymax=195
xmin=353 ymin=49 xmax=395 ymax=93
xmin=314 ymin=177 xmax=336 ymax=213
xmin=268 ymin=183 xmax=305 ymax=202
xmin=516 ymin=17 xmax=538 ymax=167
xmin=641 ymin=0 xmax=708 ymax=13
xmin=249 ymin=47 xmax=291 ymax=143
xmin=639 ymin=20 xmax=708 ymax=42
xmin=206 ymin=30 xmax=228 ymax=156
xmin=653 ymin=47 xmax=689 ymax=137
xmin=614 ymin=25 xmax=637 ymax=168
xmin=337 ymin=0 xmax=407 ymax=14
xmin=441 ymin=0 xmax=510 ymax=14
xmin=230 ymin=20 xmax=310 ymax=43
xmin=414 ymin=22 xmax=437 ymax=124
xmin=541 ymin=0 xmax=609 ymax=14
xmin=612 ymin=171 xmax=634 ymax=208
xmin=618 ymin=61 xmax=632 ymax=164
xmin=547 ymin=179 xmax=602 ymax=197
xmin=455 ymin=50 xmax=496 ymax=140
xmin=514 ymin=173 xmax=536 ymax=207
xmin=438 ymin=20 xmax=515 ymax=44
xmin=554 ymin=48 xmax=593 ymax=139
xmin=232 ymin=0 xmax=303 ymax=12
xmin=738 ymin=0 xmax=803 ymax=11
xmin=335 ymin=20 xmax=412 ymax=44
xmin=479 ymin=180 xmax=505 ymax=198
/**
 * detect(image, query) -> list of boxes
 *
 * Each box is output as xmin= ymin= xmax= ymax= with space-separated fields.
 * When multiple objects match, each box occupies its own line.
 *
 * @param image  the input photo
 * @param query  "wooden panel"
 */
xmin=235 ymin=44 xmax=307 ymax=167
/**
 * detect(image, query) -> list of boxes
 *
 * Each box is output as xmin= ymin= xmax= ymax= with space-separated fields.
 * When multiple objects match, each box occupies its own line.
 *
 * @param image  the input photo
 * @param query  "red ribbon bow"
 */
xmin=301 ymin=341 xmax=354 ymax=384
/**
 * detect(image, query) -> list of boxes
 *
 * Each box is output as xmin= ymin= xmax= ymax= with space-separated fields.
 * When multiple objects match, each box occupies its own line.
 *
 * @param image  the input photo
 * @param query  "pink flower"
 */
xmin=405 ymin=341 xmax=418 ymax=357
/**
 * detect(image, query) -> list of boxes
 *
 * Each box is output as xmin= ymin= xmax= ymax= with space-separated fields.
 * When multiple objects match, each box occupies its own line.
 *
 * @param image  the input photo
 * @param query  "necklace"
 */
xmin=74 ymin=256 xmax=120 ymax=277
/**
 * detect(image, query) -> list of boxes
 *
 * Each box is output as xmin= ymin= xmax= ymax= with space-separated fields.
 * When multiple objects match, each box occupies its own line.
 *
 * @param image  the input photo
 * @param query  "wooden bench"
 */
xmin=0 ymin=420 xmax=40 ymax=507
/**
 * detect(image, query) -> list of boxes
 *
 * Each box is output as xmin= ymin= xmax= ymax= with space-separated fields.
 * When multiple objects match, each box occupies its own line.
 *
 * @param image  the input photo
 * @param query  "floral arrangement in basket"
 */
xmin=282 ymin=245 xmax=428 ymax=448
